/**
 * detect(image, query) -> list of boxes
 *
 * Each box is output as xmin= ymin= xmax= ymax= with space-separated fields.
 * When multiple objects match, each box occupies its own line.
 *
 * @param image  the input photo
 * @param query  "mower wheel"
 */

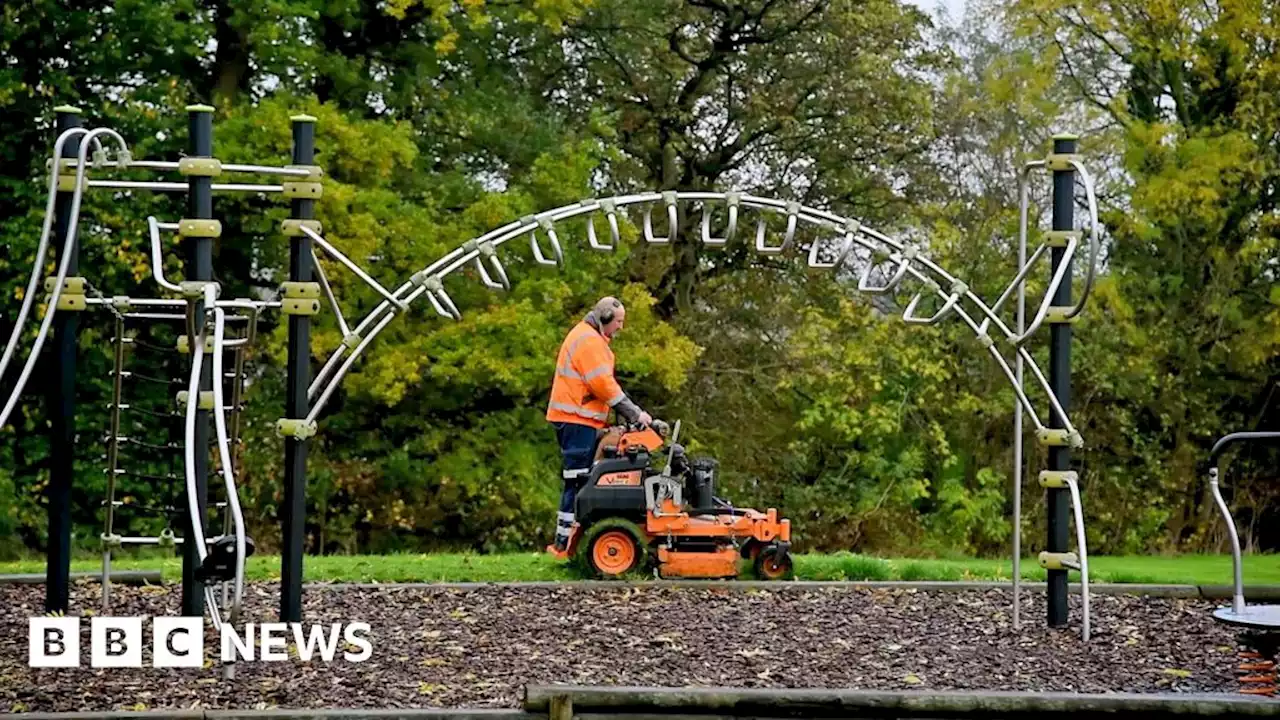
xmin=753 ymin=542 xmax=794 ymax=581
xmin=582 ymin=518 xmax=647 ymax=579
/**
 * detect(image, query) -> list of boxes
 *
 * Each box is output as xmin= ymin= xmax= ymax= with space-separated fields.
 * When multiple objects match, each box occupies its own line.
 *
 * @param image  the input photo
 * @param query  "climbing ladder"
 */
xmin=98 ymin=299 xmax=260 ymax=616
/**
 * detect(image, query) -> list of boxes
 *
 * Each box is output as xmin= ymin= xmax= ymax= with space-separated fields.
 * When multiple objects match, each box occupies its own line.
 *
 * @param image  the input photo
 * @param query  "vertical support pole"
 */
xmin=1046 ymin=134 xmax=1076 ymax=628
xmin=181 ymin=104 xmax=215 ymax=617
xmin=45 ymin=105 xmax=83 ymax=614
xmin=281 ymin=114 xmax=317 ymax=623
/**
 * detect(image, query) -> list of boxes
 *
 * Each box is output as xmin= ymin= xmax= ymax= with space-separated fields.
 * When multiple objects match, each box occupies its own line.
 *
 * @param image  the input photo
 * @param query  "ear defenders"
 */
xmin=597 ymin=297 xmax=622 ymax=325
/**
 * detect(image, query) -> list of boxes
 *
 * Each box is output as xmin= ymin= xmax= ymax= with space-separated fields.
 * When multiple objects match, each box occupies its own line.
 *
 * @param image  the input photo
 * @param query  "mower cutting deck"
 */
xmin=560 ymin=419 xmax=793 ymax=580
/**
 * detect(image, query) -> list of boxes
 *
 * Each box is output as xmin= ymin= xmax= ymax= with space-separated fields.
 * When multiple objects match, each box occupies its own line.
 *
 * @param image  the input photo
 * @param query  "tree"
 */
xmin=1000 ymin=0 xmax=1280 ymax=551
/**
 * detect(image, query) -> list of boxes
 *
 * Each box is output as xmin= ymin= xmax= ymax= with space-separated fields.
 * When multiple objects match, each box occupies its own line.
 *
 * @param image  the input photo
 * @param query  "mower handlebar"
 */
xmin=612 ymin=418 xmax=669 ymax=437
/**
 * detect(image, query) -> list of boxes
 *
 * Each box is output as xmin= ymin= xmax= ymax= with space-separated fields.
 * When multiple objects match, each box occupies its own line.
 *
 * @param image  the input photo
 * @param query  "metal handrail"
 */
xmin=1206 ymin=430 xmax=1280 ymax=615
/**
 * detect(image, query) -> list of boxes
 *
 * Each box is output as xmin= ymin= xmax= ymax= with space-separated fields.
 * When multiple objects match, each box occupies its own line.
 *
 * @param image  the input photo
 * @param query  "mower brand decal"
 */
xmin=598 ymin=470 xmax=642 ymax=486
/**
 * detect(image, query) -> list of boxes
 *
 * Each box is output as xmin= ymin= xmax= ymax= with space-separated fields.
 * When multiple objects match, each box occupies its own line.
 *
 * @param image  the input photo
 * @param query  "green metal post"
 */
xmin=45 ymin=104 xmax=83 ymax=614
xmin=1046 ymin=134 xmax=1076 ymax=627
xmin=181 ymin=104 xmax=215 ymax=617
xmin=281 ymin=114 xmax=316 ymax=623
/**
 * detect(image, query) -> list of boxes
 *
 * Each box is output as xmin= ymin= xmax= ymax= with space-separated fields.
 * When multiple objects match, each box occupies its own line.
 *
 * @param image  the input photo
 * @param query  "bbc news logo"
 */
xmin=28 ymin=617 xmax=372 ymax=668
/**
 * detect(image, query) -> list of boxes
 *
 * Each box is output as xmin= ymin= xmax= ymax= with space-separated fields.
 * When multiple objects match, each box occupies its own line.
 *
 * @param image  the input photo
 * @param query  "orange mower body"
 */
xmin=561 ymin=420 xmax=794 ymax=581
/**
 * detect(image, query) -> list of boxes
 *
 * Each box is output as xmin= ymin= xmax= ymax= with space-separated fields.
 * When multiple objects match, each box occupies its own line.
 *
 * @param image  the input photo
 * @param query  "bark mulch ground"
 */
xmin=0 ymin=580 xmax=1255 ymax=712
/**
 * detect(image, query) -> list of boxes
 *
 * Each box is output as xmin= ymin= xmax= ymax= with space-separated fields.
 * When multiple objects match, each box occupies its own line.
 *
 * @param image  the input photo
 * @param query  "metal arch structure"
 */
xmin=305 ymin=187 xmax=1098 ymax=446
xmin=297 ymin=151 xmax=1101 ymax=640
xmin=4 ymin=106 xmax=1100 ymax=657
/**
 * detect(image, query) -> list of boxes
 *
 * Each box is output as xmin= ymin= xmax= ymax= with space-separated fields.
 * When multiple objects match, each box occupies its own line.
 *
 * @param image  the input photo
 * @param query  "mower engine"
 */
xmin=564 ymin=418 xmax=793 ymax=581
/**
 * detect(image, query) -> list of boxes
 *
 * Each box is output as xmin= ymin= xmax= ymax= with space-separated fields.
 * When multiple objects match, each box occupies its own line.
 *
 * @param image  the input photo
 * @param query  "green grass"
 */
xmin=1 ymin=550 xmax=1277 ymax=585
xmin=795 ymin=552 xmax=1280 ymax=585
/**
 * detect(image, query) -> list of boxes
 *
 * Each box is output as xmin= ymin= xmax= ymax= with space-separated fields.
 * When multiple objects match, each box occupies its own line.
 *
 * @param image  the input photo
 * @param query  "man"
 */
xmin=545 ymin=296 xmax=652 ymax=556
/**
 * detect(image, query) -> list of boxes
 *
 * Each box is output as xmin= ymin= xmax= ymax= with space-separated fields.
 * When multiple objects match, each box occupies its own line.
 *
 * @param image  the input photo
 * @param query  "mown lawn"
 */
xmin=1 ymin=551 xmax=1277 ymax=585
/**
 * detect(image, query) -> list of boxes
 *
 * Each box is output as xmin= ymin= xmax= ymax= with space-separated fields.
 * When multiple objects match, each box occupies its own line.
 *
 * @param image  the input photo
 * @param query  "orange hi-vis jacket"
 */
xmin=546 ymin=320 xmax=624 ymax=428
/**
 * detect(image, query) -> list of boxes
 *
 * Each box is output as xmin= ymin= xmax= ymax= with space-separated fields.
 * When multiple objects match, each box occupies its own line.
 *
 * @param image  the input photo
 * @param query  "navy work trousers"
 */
xmin=553 ymin=421 xmax=600 ymax=548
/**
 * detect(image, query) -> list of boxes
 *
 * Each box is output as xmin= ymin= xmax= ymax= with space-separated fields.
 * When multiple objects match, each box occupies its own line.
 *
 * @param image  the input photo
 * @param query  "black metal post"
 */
xmin=181 ymin=104 xmax=215 ymax=617
xmin=1047 ymin=134 xmax=1076 ymax=627
xmin=44 ymin=105 xmax=83 ymax=614
xmin=281 ymin=114 xmax=316 ymax=623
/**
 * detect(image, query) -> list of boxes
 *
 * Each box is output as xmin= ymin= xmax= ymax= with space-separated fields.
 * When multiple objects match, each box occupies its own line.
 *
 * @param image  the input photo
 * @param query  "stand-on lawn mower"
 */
xmin=560 ymin=419 xmax=793 ymax=580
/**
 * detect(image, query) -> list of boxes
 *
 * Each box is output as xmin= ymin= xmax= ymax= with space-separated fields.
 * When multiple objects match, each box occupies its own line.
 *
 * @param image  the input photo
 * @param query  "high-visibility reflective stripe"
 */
xmin=559 ymin=329 xmax=612 ymax=375
xmin=606 ymin=392 xmax=625 ymax=406
xmin=562 ymin=468 xmax=589 ymax=479
xmin=559 ymin=362 xmax=612 ymax=381
xmin=560 ymin=364 xmax=610 ymax=382
xmin=558 ymin=511 xmax=575 ymax=523
xmin=549 ymin=401 xmax=607 ymax=421
xmin=555 ymin=526 xmax=571 ymax=539
xmin=561 ymin=333 xmax=594 ymax=370
xmin=582 ymin=365 xmax=610 ymax=381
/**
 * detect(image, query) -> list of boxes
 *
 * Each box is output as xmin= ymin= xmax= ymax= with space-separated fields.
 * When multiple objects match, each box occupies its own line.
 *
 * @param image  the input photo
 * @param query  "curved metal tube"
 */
xmin=1208 ymin=431 xmax=1280 ymax=465
xmin=0 ymin=127 xmax=129 ymax=428
xmin=210 ymin=305 xmax=247 ymax=632
xmin=306 ymin=310 xmax=399 ymax=425
xmin=531 ymin=221 xmax=565 ymax=266
xmin=858 ymin=249 xmax=913 ymax=294
xmin=147 ymin=216 xmax=185 ymax=293
xmin=586 ymin=200 xmax=620 ymax=251
xmin=1204 ymin=430 xmax=1280 ymax=616
xmin=0 ymin=127 xmax=90 ymax=395
xmin=1065 ymin=475 xmax=1090 ymax=642
xmin=1008 ymin=234 xmax=1078 ymax=346
xmin=976 ymin=244 xmax=1049 ymax=339
xmin=182 ymin=285 xmax=223 ymax=632
xmin=1062 ymin=159 xmax=1100 ymax=319
xmin=700 ymin=194 xmax=739 ymax=246
xmin=754 ymin=201 xmax=800 ymax=254
xmin=902 ymin=282 xmax=964 ymax=325
xmin=643 ymin=193 xmax=677 ymax=243
xmin=299 ymin=189 xmax=1088 ymax=442
xmin=1209 ymin=468 xmax=1245 ymax=615
xmin=807 ymin=227 xmax=855 ymax=269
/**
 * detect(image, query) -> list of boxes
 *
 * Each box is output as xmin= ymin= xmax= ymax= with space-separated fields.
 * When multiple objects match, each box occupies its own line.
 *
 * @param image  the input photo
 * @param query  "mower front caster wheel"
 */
xmin=753 ymin=542 xmax=793 ymax=581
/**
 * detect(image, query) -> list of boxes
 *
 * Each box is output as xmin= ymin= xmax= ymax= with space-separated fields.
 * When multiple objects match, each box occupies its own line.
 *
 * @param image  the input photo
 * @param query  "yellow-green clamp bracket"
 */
xmin=44 ymin=276 xmax=88 ymax=312
xmin=280 ymin=280 xmax=322 ymax=316
xmin=276 ymin=418 xmax=317 ymax=440
xmin=1038 ymin=551 xmax=1081 ymax=571
xmin=176 ymin=390 xmax=216 ymax=410
xmin=1038 ymin=470 xmax=1078 ymax=489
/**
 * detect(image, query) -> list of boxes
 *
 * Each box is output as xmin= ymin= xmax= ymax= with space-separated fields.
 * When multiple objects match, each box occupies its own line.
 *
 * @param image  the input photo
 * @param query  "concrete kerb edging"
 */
xmin=8 ymin=688 xmax=1278 ymax=719
xmin=0 ymin=571 xmax=162 ymax=585
xmin=2 ymin=707 xmax=532 ymax=712
xmin=524 ymin=685 xmax=1280 ymax=717
xmin=297 ymin=579 xmax=1280 ymax=601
